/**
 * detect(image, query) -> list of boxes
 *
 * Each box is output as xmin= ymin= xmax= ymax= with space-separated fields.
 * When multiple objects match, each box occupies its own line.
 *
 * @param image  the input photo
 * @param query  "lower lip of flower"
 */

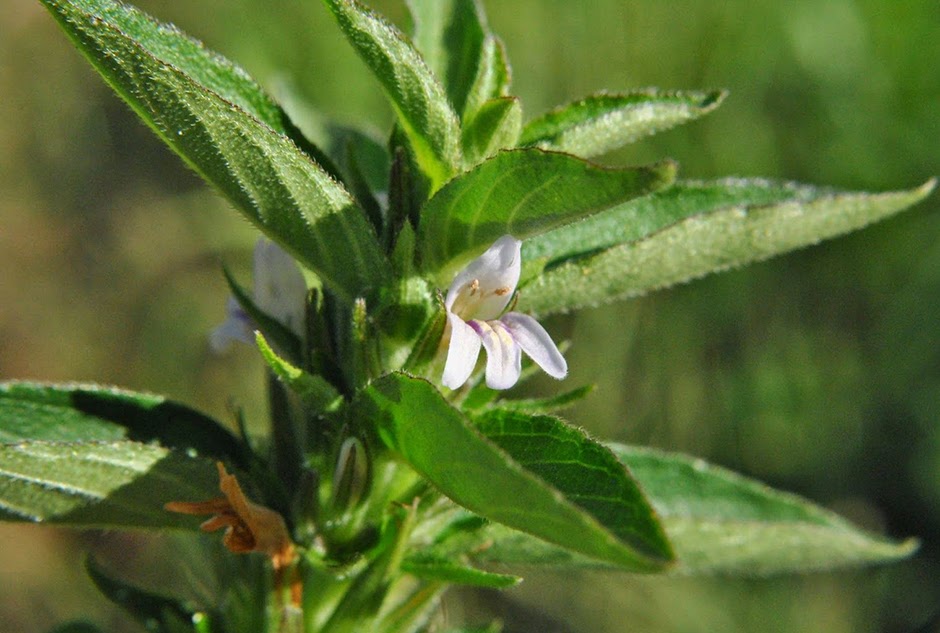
xmin=467 ymin=319 xmax=487 ymax=336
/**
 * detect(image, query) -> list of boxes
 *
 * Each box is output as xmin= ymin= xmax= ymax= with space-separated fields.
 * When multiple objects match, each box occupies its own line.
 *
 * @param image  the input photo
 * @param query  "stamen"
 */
xmin=468 ymin=279 xmax=480 ymax=295
xmin=494 ymin=286 xmax=511 ymax=296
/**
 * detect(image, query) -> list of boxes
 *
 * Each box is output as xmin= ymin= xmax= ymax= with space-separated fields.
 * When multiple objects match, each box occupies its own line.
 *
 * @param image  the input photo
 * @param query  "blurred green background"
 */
xmin=1 ymin=0 xmax=938 ymax=631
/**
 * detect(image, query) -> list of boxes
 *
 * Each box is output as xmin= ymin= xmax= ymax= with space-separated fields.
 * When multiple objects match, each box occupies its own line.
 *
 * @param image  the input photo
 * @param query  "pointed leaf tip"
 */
xmin=356 ymin=374 xmax=673 ymax=571
xmin=324 ymin=0 xmax=462 ymax=190
xmin=521 ymin=89 xmax=728 ymax=157
xmin=472 ymin=445 xmax=918 ymax=575
xmin=521 ymin=177 xmax=935 ymax=314
xmin=42 ymin=0 xmax=390 ymax=301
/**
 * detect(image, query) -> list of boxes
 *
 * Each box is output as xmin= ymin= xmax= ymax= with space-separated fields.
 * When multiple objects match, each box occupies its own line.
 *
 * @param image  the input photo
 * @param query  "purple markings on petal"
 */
xmin=440 ymin=234 xmax=566 ymax=390
xmin=210 ymin=238 xmax=307 ymax=354
xmin=210 ymin=297 xmax=254 ymax=353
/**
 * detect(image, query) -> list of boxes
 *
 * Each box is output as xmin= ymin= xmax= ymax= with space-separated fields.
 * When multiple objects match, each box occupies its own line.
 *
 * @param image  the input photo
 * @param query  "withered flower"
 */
xmin=166 ymin=462 xmax=296 ymax=572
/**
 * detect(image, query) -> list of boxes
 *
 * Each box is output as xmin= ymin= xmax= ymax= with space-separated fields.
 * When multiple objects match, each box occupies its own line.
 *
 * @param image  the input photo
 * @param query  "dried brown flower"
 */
xmin=166 ymin=462 xmax=296 ymax=572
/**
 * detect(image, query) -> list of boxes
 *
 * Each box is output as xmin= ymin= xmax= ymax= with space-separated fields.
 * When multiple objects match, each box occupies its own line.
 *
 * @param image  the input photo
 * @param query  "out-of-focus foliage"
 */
xmin=1 ymin=0 xmax=937 ymax=632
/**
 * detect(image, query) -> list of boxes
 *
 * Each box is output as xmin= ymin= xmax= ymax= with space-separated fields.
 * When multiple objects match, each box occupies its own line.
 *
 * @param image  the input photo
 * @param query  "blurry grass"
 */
xmin=1 ymin=0 xmax=938 ymax=631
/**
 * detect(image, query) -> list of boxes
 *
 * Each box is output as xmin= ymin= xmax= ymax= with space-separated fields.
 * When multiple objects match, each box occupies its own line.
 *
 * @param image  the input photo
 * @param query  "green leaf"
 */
xmin=0 ymin=382 xmax=250 ymax=468
xmin=324 ymin=0 xmax=462 ymax=190
xmin=43 ymin=0 xmax=389 ymax=302
xmin=42 ymin=0 xmax=284 ymax=133
xmin=0 ymin=440 xmax=218 ymax=529
xmin=86 ymin=556 xmax=210 ymax=633
xmin=520 ymin=89 xmax=727 ymax=157
xmin=521 ymin=178 xmax=814 ymax=266
xmin=461 ymin=97 xmax=522 ymax=165
xmin=255 ymin=332 xmax=342 ymax=413
xmin=474 ymin=445 xmax=917 ymax=575
xmin=401 ymin=555 xmax=521 ymax=588
xmin=418 ymin=149 xmax=677 ymax=278
xmin=609 ymin=444 xmax=917 ymax=574
xmin=407 ymin=0 xmax=488 ymax=116
xmin=327 ymin=125 xmax=390 ymax=194
xmin=473 ymin=410 xmax=672 ymax=563
xmin=462 ymin=35 xmax=512 ymax=123
xmin=477 ymin=385 xmax=595 ymax=415
xmin=520 ymin=178 xmax=937 ymax=314
xmin=355 ymin=373 xmax=673 ymax=571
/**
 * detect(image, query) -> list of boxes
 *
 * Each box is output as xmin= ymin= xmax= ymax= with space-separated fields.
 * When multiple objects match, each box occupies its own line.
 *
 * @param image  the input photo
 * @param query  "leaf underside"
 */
xmin=0 ymin=440 xmax=217 ymax=529
xmin=0 ymin=382 xmax=237 ymax=530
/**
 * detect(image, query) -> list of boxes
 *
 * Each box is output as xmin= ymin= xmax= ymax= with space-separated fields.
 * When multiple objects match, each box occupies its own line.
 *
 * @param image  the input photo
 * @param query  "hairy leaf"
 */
xmin=0 ymin=440 xmax=218 ymax=529
xmin=474 ymin=445 xmax=917 ymax=575
xmin=255 ymin=332 xmax=341 ymax=413
xmin=43 ymin=0 xmax=389 ymax=302
xmin=402 ymin=555 xmax=521 ymax=588
xmin=520 ymin=178 xmax=937 ymax=314
xmin=476 ymin=385 xmax=595 ymax=414
xmin=324 ymin=0 xmax=462 ymax=189
xmin=521 ymin=89 xmax=726 ymax=157
xmin=41 ymin=0 xmax=284 ymax=131
xmin=522 ymin=178 xmax=815 ymax=265
xmin=355 ymin=373 xmax=673 ymax=571
xmin=407 ymin=0 xmax=488 ymax=115
xmin=462 ymin=35 xmax=511 ymax=123
xmin=474 ymin=410 xmax=672 ymax=566
xmin=0 ymin=382 xmax=249 ymax=467
xmin=461 ymin=96 xmax=522 ymax=165
xmin=418 ymin=149 xmax=677 ymax=278
xmin=611 ymin=444 xmax=916 ymax=573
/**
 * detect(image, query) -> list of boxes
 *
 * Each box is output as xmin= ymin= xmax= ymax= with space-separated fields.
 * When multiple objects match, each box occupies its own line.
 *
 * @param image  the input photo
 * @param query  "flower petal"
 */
xmin=252 ymin=238 xmax=308 ymax=335
xmin=442 ymin=312 xmax=483 ymax=389
xmin=501 ymin=312 xmax=568 ymax=380
xmin=445 ymin=235 xmax=521 ymax=320
xmin=478 ymin=320 xmax=523 ymax=390
xmin=209 ymin=297 xmax=254 ymax=353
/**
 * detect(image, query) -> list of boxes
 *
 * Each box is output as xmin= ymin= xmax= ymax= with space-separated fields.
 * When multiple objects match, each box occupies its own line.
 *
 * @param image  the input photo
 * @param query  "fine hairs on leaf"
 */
xmin=41 ymin=0 xmax=391 ymax=303
xmin=17 ymin=0 xmax=937 ymax=631
xmin=519 ymin=178 xmax=936 ymax=315
xmin=470 ymin=445 xmax=917 ymax=576
xmin=324 ymin=0 xmax=463 ymax=190
xmin=417 ymin=149 xmax=677 ymax=279
xmin=357 ymin=373 xmax=673 ymax=571
xmin=520 ymin=89 xmax=728 ymax=157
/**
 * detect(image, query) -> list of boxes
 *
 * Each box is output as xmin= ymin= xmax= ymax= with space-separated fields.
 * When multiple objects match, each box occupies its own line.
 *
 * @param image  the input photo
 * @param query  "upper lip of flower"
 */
xmin=209 ymin=238 xmax=307 ymax=353
xmin=441 ymin=235 xmax=567 ymax=391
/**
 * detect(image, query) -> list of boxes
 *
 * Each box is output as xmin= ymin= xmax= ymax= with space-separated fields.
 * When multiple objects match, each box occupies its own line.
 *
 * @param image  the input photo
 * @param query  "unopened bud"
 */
xmin=331 ymin=436 xmax=370 ymax=512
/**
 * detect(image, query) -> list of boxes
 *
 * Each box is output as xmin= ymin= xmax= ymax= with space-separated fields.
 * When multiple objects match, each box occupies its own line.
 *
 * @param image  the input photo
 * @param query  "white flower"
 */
xmin=442 ymin=235 xmax=567 ymax=390
xmin=210 ymin=238 xmax=307 ymax=352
